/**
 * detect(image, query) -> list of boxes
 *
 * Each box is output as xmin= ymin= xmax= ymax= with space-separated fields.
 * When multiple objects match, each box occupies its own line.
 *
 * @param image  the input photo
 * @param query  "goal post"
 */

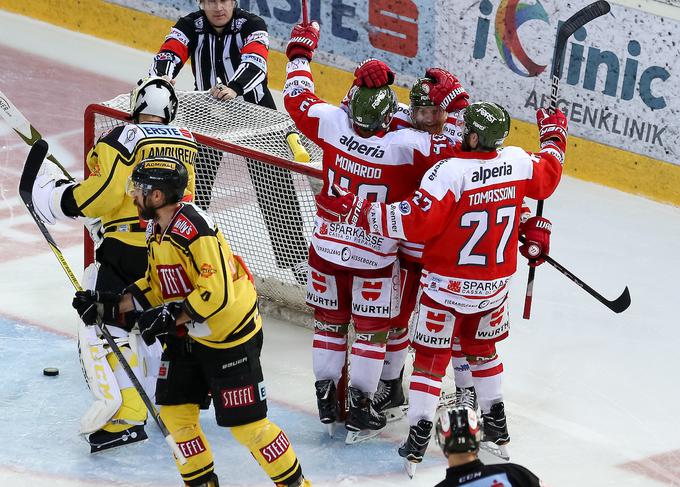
xmin=83 ymin=92 xmax=323 ymax=315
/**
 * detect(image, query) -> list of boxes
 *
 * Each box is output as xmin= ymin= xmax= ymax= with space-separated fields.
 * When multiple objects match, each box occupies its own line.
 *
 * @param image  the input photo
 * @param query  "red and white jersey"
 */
xmin=390 ymin=102 xmax=465 ymax=146
xmin=283 ymin=58 xmax=455 ymax=270
xmin=364 ymin=147 xmax=562 ymax=313
xmin=389 ymin=103 xmax=464 ymax=263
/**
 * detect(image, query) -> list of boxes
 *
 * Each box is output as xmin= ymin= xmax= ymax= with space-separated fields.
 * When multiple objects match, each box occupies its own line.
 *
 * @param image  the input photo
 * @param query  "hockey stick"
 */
xmin=520 ymin=237 xmax=630 ymax=313
xmin=523 ymin=0 xmax=611 ymax=319
xmin=0 ymin=88 xmax=74 ymax=180
xmin=19 ymin=140 xmax=187 ymax=465
xmin=301 ymin=0 xmax=309 ymax=25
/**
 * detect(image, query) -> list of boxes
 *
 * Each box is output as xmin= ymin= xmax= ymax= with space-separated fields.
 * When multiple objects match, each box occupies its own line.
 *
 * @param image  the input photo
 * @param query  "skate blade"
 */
xmin=345 ymin=428 xmax=382 ymax=444
xmin=325 ymin=422 xmax=337 ymax=438
xmin=480 ymin=440 xmax=510 ymax=460
xmin=403 ymin=458 xmax=418 ymax=478
xmin=384 ymin=405 xmax=408 ymax=423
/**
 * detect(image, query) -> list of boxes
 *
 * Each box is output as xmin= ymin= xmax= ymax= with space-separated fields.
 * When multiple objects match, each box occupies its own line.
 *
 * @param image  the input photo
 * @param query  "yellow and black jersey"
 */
xmin=129 ymin=203 xmax=262 ymax=349
xmin=66 ymin=123 xmax=197 ymax=247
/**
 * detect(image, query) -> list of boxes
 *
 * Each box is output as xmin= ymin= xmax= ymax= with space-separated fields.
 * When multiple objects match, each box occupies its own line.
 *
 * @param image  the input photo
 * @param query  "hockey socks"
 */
xmin=160 ymin=404 xmax=215 ymax=486
xmin=231 ymin=418 xmax=305 ymax=486
xmin=381 ymin=327 xmax=409 ymax=381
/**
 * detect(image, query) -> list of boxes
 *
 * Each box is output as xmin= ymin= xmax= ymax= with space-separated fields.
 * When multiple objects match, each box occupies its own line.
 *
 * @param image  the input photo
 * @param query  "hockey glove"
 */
xmin=72 ymin=290 xmax=120 ymax=327
xmin=519 ymin=216 xmax=552 ymax=267
xmin=536 ymin=108 xmax=568 ymax=162
xmin=315 ymin=184 xmax=371 ymax=231
xmin=286 ymin=22 xmax=320 ymax=61
xmin=353 ymin=58 xmax=395 ymax=88
xmin=423 ymin=68 xmax=469 ymax=112
xmin=137 ymin=302 xmax=185 ymax=346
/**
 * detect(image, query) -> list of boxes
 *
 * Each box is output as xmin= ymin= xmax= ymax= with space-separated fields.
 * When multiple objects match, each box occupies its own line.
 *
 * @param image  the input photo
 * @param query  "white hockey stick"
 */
xmin=0 ymin=88 xmax=74 ymax=180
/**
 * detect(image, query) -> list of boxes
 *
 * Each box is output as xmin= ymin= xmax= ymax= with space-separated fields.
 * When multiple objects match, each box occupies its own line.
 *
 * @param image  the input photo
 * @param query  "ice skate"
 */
xmin=455 ymin=386 xmax=478 ymax=412
xmin=372 ymin=374 xmax=407 ymax=422
xmin=398 ymin=419 xmax=432 ymax=478
xmin=315 ymin=379 xmax=339 ymax=437
xmin=88 ymin=424 xmax=147 ymax=453
xmin=481 ymin=401 xmax=510 ymax=460
xmin=345 ymin=386 xmax=386 ymax=444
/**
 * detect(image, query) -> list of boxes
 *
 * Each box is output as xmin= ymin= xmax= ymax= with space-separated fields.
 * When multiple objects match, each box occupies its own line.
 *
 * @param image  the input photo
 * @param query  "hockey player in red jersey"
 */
xmin=373 ymin=70 xmax=476 ymax=420
xmin=316 ymin=101 xmax=567 ymax=463
xmin=283 ymin=23 xmax=465 ymax=441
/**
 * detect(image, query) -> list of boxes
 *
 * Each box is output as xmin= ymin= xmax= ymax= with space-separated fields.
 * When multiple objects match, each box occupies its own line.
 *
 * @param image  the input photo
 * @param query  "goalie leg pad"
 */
xmin=128 ymin=330 xmax=163 ymax=399
xmin=231 ymin=418 xmax=304 ymax=487
xmin=159 ymin=404 xmax=215 ymax=485
xmin=78 ymin=321 xmax=123 ymax=434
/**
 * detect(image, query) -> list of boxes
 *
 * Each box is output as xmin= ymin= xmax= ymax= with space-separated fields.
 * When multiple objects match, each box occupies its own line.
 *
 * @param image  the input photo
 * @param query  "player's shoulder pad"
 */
xmin=97 ymin=124 xmax=138 ymax=158
xmin=168 ymin=204 xmax=216 ymax=245
xmin=498 ymin=145 xmax=535 ymax=165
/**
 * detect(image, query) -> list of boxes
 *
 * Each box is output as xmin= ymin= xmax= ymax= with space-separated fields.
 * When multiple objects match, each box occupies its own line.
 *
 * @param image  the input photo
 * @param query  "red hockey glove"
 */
xmin=286 ymin=22 xmax=320 ymax=61
xmin=536 ymin=108 xmax=568 ymax=160
xmin=353 ymin=58 xmax=395 ymax=88
xmin=423 ymin=68 xmax=469 ymax=112
xmin=315 ymin=185 xmax=371 ymax=231
xmin=519 ymin=216 xmax=552 ymax=267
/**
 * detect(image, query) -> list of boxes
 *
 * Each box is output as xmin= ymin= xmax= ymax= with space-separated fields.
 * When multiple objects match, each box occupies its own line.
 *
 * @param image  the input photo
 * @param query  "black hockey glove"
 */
xmin=72 ymin=290 xmax=120 ymax=326
xmin=137 ymin=302 xmax=184 ymax=346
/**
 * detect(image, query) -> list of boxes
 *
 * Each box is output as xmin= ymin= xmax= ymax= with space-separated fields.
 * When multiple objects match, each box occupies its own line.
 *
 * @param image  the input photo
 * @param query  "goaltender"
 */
xmin=34 ymin=77 xmax=197 ymax=452
xmin=72 ymin=157 xmax=311 ymax=487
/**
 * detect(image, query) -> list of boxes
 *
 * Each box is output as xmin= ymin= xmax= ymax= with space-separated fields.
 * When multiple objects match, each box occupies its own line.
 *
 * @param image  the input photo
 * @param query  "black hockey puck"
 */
xmin=43 ymin=367 xmax=59 ymax=377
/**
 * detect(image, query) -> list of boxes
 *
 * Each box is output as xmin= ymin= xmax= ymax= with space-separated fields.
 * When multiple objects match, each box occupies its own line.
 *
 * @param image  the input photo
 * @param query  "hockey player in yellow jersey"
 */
xmin=72 ymin=157 xmax=311 ymax=487
xmin=34 ymin=77 xmax=198 ymax=452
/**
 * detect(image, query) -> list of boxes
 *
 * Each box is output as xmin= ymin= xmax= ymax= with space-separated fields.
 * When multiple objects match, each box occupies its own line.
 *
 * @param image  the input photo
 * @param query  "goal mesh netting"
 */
xmin=84 ymin=92 xmax=324 ymax=313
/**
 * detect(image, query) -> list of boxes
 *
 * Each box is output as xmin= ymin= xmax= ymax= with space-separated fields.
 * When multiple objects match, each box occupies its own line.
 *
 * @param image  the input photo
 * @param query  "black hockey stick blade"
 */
xmin=19 ymin=139 xmax=55 ymax=247
xmin=542 ymin=253 xmax=631 ymax=313
xmin=552 ymin=1 xmax=611 ymax=80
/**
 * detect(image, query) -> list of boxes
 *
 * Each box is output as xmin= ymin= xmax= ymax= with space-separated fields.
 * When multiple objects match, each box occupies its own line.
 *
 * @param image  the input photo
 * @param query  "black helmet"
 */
xmin=128 ymin=156 xmax=188 ymax=204
xmin=435 ymin=406 xmax=482 ymax=455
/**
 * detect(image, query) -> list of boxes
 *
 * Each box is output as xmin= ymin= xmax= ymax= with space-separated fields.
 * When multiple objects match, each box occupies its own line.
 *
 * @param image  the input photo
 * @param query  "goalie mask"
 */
xmin=127 ymin=156 xmax=188 ymax=205
xmin=435 ymin=406 xmax=482 ymax=455
xmin=130 ymin=77 xmax=178 ymax=124
xmin=348 ymin=85 xmax=398 ymax=132
xmin=462 ymin=102 xmax=510 ymax=150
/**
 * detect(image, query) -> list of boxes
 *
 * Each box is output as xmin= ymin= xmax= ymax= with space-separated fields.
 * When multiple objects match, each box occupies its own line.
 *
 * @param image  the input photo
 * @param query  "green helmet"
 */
xmin=463 ymin=102 xmax=511 ymax=149
xmin=409 ymin=78 xmax=436 ymax=108
xmin=348 ymin=85 xmax=398 ymax=132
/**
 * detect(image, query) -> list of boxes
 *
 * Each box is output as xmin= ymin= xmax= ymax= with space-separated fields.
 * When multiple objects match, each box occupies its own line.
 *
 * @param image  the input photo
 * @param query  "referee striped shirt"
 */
xmin=151 ymin=8 xmax=275 ymax=109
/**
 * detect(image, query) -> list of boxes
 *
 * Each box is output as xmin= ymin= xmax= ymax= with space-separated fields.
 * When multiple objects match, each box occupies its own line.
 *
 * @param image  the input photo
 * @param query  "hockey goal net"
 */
xmin=84 ymin=92 xmax=323 ymax=316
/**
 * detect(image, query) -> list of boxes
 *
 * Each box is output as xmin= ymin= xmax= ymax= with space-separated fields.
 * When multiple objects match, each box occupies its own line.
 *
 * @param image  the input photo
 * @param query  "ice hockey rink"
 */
xmin=1 ymin=9 xmax=680 ymax=487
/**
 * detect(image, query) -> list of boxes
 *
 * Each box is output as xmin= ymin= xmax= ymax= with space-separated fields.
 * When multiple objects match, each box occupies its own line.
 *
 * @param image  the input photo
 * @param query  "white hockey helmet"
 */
xmin=130 ymin=77 xmax=178 ymax=124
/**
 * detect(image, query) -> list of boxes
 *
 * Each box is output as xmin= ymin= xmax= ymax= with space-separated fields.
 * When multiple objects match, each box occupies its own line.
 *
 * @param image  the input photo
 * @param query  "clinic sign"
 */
xmin=435 ymin=0 xmax=677 ymax=164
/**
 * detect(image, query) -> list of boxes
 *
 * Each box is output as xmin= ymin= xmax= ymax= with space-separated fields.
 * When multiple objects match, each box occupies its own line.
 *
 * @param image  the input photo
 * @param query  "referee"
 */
xmin=150 ymin=0 xmax=309 ymax=283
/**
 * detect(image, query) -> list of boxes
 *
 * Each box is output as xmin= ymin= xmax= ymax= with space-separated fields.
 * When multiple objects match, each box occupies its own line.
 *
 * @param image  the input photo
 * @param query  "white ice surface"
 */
xmin=1 ymin=9 xmax=680 ymax=487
